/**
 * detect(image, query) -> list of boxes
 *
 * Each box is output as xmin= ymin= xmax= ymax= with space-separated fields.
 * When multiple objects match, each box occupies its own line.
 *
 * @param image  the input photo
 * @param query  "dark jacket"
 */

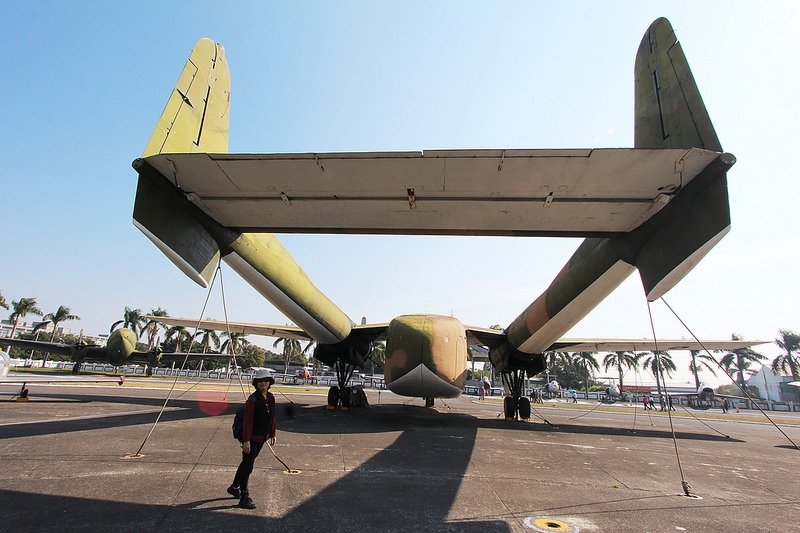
xmin=242 ymin=391 xmax=276 ymax=442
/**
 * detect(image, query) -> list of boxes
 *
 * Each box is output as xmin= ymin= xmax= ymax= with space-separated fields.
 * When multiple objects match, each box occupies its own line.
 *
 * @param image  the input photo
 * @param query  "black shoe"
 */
xmin=238 ymin=497 xmax=256 ymax=509
xmin=227 ymin=485 xmax=240 ymax=499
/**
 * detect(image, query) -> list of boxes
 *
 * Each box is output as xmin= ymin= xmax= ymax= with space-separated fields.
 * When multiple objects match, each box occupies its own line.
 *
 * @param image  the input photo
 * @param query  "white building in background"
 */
xmin=0 ymin=319 xmax=107 ymax=347
xmin=747 ymin=365 xmax=797 ymax=402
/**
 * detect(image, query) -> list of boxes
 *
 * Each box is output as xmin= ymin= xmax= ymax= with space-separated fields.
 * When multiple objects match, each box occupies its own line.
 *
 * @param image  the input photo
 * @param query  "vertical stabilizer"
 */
xmin=634 ymin=18 xmax=721 ymax=151
xmin=142 ymin=38 xmax=230 ymax=156
xmin=134 ymin=38 xmax=231 ymax=286
xmin=632 ymin=18 xmax=732 ymax=300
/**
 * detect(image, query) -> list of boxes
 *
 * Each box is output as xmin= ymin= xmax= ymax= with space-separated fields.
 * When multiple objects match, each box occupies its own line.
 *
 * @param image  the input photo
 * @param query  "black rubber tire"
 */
xmin=504 ymin=396 xmax=517 ymax=419
xmin=327 ymin=386 xmax=340 ymax=407
xmin=518 ymin=397 xmax=531 ymax=419
xmin=340 ymin=386 xmax=352 ymax=408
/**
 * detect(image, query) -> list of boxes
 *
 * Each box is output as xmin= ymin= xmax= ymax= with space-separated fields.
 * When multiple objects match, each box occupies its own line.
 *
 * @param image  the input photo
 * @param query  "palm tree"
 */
xmin=572 ymin=351 xmax=600 ymax=396
xmin=602 ymin=351 xmax=639 ymax=392
xmin=163 ymin=325 xmax=193 ymax=352
xmin=0 ymin=291 xmax=8 ymax=310
xmin=37 ymin=305 xmax=81 ymax=342
xmin=274 ymin=336 xmax=302 ymax=374
xmin=544 ymin=351 xmax=569 ymax=381
xmin=720 ymin=333 xmax=766 ymax=388
xmin=110 ymin=307 xmax=146 ymax=339
xmin=368 ymin=341 xmax=386 ymax=374
xmin=688 ymin=350 xmax=718 ymax=389
xmin=142 ymin=307 xmax=168 ymax=350
xmin=642 ymin=351 xmax=677 ymax=409
xmin=7 ymin=297 xmax=43 ymax=343
xmin=221 ymin=331 xmax=250 ymax=356
xmin=194 ymin=327 xmax=221 ymax=354
xmin=772 ymin=329 xmax=800 ymax=381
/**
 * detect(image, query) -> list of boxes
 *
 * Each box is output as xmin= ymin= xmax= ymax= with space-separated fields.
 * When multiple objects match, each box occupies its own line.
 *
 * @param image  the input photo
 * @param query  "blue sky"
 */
xmin=1 ymin=1 xmax=798 ymax=385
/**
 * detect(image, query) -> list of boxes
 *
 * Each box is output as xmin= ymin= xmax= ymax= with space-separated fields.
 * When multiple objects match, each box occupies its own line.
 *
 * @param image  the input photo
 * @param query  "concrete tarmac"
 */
xmin=1 ymin=381 xmax=799 ymax=532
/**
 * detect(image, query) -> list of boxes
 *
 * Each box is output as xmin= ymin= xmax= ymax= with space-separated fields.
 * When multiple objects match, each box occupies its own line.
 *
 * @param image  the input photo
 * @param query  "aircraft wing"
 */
xmin=138 ymin=147 xmax=720 ymax=237
xmin=0 ymin=338 xmax=77 ymax=356
xmin=0 ymin=374 xmax=124 ymax=386
xmin=462 ymin=329 xmax=766 ymax=353
xmin=144 ymin=315 xmax=314 ymax=341
xmin=144 ymin=315 xmax=391 ymax=343
xmin=128 ymin=351 xmax=235 ymax=364
xmin=545 ymin=339 xmax=767 ymax=352
xmin=465 ymin=326 xmax=506 ymax=348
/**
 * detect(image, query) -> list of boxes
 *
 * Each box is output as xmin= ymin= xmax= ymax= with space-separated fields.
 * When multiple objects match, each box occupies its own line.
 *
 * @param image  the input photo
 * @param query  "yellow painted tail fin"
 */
xmin=133 ymin=38 xmax=231 ymax=287
xmin=142 ymin=38 xmax=230 ymax=156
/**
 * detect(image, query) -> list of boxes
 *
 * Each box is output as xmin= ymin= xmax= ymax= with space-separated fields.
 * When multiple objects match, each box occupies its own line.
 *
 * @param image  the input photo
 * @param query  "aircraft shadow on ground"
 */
xmin=0 ymin=392 xmax=742 ymax=443
xmin=0 ymin=399 xmax=510 ymax=532
xmin=2 ymin=394 xmax=753 ymax=531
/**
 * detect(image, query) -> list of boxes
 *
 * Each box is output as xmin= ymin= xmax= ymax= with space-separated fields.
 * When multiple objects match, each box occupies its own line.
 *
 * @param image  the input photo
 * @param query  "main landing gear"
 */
xmin=326 ymin=360 xmax=358 ymax=410
xmin=501 ymin=369 xmax=531 ymax=421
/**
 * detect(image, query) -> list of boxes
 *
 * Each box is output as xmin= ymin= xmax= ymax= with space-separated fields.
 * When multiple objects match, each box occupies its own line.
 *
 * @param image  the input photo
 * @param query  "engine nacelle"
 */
xmin=383 ymin=315 xmax=467 ymax=398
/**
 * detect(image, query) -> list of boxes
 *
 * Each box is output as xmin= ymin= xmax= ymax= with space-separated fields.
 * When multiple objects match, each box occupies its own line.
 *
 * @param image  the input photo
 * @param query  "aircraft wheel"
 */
xmin=340 ymin=386 xmax=352 ymax=409
xmin=425 ymin=397 xmax=435 ymax=408
xmin=504 ymin=396 xmax=517 ymax=420
xmin=72 ymin=362 xmax=82 ymax=374
xmin=518 ymin=397 xmax=531 ymax=420
xmin=327 ymin=386 xmax=340 ymax=408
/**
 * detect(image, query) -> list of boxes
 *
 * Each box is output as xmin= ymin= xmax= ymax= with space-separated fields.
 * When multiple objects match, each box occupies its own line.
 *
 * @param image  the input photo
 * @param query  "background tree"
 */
xmin=221 ymin=331 xmax=250 ymax=357
xmin=110 ymin=307 xmax=146 ymax=339
xmin=236 ymin=343 xmax=268 ymax=370
xmin=142 ymin=307 xmax=168 ymax=350
xmin=194 ymin=327 xmax=221 ymax=354
xmin=688 ymin=349 xmax=718 ymax=389
xmin=7 ymin=297 xmax=43 ymax=343
xmin=0 ymin=291 xmax=8 ymax=310
xmin=721 ymin=333 xmax=766 ymax=388
xmin=602 ymin=351 xmax=639 ymax=392
xmin=220 ymin=331 xmax=252 ymax=371
xmin=572 ymin=351 xmax=600 ymax=396
xmin=642 ymin=351 xmax=676 ymax=408
xmin=32 ymin=305 xmax=80 ymax=366
xmin=36 ymin=305 xmax=81 ymax=341
xmin=273 ymin=336 xmax=303 ymax=374
xmin=367 ymin=340 xmax=386 ymax=375
xmin=162 ymin=325 xmax=193 ymax=353
xmin=772 ymin=329 xmax=800 ymax=381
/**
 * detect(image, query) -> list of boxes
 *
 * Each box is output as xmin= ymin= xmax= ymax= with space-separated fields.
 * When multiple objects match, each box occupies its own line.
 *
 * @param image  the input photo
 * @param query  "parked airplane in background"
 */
xmin=1 ymin=328 xmax=219 ymax=374
xmin=0 ymin=350 xmax=124 ymax=399
xmin=132 ymin=18 xmax=762 ymax=420
xmin=667 ymin=382 xmax=747 ymax=407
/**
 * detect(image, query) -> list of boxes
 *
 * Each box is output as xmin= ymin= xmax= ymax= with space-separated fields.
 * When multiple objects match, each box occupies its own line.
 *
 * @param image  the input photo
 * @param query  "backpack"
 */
xmin=232 ymin=406 xmax=245 ymax=442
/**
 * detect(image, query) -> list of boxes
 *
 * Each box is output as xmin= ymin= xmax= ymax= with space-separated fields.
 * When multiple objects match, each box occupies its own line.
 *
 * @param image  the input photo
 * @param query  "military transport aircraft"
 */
xmin=131 ymin=18 xmax=761 ymax=420
xmin=1 ymin=328 xmax=220 ymax=374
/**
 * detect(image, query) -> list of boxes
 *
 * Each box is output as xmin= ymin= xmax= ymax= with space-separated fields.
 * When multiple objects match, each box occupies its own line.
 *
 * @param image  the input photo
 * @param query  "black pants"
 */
xmin=232 ymin=441 xmax=265 ymax=496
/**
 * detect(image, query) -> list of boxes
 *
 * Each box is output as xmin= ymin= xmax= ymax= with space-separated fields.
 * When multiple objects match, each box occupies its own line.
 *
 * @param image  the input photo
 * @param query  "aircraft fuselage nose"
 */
xmin=383 ymin=315 xmax=467 ymax=398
